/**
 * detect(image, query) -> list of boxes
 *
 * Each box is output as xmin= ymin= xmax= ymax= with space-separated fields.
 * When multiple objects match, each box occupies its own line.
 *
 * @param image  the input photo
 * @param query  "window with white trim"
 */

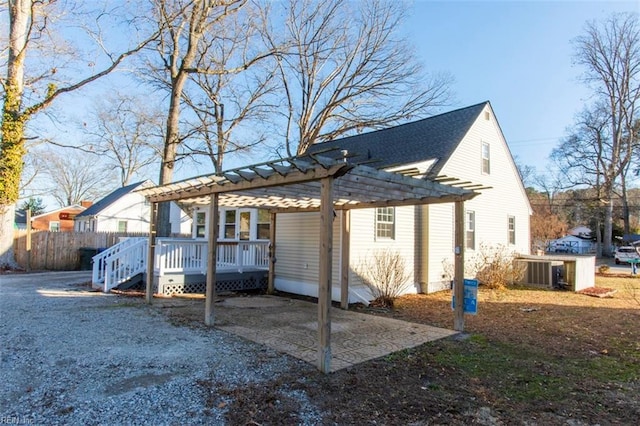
xmin=481 ymin=142 xmax=490 ymax=174
xmin=224 ymin=210 xmax=236 ymax=239
xmin=117 ymin=220 xmax=128 ymax=233
xmin=508 ymin=216 xmax=516 ymax=245
xmin=466 ymin=210 xmax=475 ymax=250
xmin=49 ymin=221 xmax=60 ymax=232
xmin=257 ymin=209 xmax=270 ymax=240
xmin=195 ymin=211 xmax=206 ymax=238
xmin=375 ymin=207 xmax=395 ymax=240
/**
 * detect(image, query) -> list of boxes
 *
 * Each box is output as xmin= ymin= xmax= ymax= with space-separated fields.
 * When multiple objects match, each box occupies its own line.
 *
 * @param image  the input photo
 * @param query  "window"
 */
xmin=481 ymin=142 xmax=490 ymax=174
xmin=508 ymin=216 xmax=516 ymax=245
xmin=49 ymin=221 xmax=60 ymax=232
xmin=224 ymin=210 xmax=236 ymax=239
xmin=466 ymin=210 xmax=475 ymax=250
xmin=117 ymin=221 xmax=128 ymax=233
xmin=375 ymin=207 xmax=395 ymax=239
xmin=257 ymin=209 xmax=270 ymax=240
xmin=195 ymin=211 xmax=206 ymax=238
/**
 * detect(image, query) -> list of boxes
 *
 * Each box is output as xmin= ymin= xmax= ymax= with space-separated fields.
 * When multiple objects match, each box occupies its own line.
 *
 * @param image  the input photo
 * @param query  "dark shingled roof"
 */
xmin=306 ymin=102 xmax=489 ymax=175
xmin=76 ymin=181 xmax=148 ymax=218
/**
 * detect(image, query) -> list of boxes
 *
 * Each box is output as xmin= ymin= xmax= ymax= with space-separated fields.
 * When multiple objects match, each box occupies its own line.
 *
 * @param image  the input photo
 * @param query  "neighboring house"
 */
xmin=548 ymin=235 xmax=595 ymax=254
xmin=74 ymin=180 xmax=191 ymax=234
xmin=18 ymin=204 xmax=89 ymax=232
xmin=182 ymin=102 xmax=531 ymax=299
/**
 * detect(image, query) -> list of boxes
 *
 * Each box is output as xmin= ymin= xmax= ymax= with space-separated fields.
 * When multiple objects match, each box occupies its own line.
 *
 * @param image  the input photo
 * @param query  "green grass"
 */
xmin=431 ymin=334 xmax=640 ymax=403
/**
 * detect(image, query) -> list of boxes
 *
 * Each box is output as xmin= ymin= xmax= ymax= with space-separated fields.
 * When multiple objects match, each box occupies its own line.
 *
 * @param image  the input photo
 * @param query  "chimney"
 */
xmin=80 ymin=201 xmax=93 ymax=208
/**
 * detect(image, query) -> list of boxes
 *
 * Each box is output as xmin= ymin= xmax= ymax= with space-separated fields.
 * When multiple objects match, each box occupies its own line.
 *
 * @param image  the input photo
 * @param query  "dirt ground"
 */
xmin=159 ymin=273 xmax=640 ymax=425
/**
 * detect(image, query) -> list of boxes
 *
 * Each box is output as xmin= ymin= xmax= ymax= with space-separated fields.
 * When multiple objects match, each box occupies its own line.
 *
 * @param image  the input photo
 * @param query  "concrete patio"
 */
xmin=169 ymin=294 xmax=458 ymax=372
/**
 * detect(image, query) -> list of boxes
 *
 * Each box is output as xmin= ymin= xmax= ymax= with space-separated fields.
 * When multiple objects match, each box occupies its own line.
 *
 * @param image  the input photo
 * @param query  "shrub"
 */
xmin=467 ymin=243 xmax=526 ymax=290
xmin=357 ymin=249 xmax=411 ymax=308
xmin=598 ymin=264 xmax=610 ymax=274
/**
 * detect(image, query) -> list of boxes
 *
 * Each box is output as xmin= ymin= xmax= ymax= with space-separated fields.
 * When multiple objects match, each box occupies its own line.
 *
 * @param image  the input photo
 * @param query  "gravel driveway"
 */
xmin=0 ymin=271 xmax=317 ymax=425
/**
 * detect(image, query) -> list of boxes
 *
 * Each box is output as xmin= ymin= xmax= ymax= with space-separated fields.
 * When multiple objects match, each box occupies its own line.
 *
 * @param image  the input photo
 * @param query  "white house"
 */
xmin=74 ymin=180 xmax=191 ymax=234
xmin=276 ymin=101 xmax=532 ymax=298
xmin=162 ymin=102 xmax=531 ymax=301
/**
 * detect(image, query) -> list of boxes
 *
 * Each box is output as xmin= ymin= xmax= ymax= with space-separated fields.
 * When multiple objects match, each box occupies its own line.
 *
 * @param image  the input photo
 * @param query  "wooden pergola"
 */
xmin=139 ymin=154 xmax=480 ymax=373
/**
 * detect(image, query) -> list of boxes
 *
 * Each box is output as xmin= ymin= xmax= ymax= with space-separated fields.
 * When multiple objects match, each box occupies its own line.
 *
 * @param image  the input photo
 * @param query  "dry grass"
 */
xmin=162 ymin=275 xmax=640 ymax=425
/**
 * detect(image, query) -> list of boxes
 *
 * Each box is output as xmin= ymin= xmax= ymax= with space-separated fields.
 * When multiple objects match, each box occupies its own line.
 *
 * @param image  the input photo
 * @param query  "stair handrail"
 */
xmin=92 ymin=237 xmax=147 ymax=285
xmin=101 ymin=239 xmax=149 ymax=292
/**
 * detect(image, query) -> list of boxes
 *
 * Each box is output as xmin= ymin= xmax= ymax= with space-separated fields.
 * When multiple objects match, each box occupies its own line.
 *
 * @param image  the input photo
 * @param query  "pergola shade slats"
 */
xmin=139 ymin=155 xmax=479 ymax=210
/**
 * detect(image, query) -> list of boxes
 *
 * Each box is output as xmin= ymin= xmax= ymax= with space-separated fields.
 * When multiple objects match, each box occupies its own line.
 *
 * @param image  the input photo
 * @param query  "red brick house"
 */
xmin=30 ymin=202 xmax=92 ymax=232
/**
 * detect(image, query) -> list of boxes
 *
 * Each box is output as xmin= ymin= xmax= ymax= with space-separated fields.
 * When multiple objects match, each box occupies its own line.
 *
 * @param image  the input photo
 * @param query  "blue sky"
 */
xmin=19 ymin=0 xmax=640 ymax=207
xmin=405 ymin=0 xmax=639 ymax=174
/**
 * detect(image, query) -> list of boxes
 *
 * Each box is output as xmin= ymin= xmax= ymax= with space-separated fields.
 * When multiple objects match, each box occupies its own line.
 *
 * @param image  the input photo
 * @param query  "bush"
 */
xmin=356 ymin=249 xmax=411 ymax=308
xmin=598 ymin=264 xmax=610 ymax=274
xmin=467 ymin=244 xmax=525 ymax=290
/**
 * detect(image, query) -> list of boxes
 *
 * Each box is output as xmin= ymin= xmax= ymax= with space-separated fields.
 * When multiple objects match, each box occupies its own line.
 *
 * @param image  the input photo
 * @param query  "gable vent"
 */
xmin=484 ymin=111 xmax=491 ymax=121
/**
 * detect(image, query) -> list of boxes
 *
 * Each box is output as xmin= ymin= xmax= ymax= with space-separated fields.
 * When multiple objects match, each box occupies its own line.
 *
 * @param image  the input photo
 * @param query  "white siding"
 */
xmin=349 ymin=206 xmax=418 ymax=300
xmin=84 ymin=192 xmax=190 ymax=234
xmin=170 ymin=203 xmax=192 ymax=235
xmin=274 ymin=212 xmax=343 ymax=301
xmin=425 ymin=203 xmax=455 ymax=292
xmin=424 ymin=104 xmax=531 ymax=292
xmin=274 ymin=206 xmax=417 ymax=304
xmin=275 ymin=207 xmax=417 ymax=303
xmin=96 ymin=192 xmax=150 ymax=232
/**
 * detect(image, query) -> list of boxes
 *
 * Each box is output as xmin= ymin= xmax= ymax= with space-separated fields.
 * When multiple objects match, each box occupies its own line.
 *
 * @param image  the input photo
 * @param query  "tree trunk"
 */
xmin=603 ymin=202 xmax=614 ymax=257
xmin=0 ymin=0 xmax=30 ymax=268
xmin=0 ymin=205 xmax=18 ymax=269
xmin=157 ymin=73 xmax=187 ymax=237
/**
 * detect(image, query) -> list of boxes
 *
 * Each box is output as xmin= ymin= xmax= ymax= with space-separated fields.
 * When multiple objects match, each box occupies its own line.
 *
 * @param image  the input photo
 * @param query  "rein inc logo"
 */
xmin=0 ymin=416 xmax=34 ymax=425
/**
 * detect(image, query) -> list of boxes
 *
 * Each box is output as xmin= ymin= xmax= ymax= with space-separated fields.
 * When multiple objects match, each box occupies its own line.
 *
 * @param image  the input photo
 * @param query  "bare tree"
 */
xmin=38 ymin=148 xmax=115 ymax=207
xmin=570 ymin=12 xmax=640 ymax=256
xmin=0 ymin=0 xmax=159 ymax=267
xmin=80 ymin=93 xmax=164 ymax=186
xmin=262 ymin=0 xmax=452 ymax=156
xmin=182 ymin=5 xmax=278 ymax=174
xmin=147 ymin=0 xmax=274 ymax=236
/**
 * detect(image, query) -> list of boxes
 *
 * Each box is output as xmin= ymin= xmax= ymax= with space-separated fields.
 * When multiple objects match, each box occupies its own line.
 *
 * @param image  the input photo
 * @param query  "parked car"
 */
xmin=554 ymin=242 xmax=577 ymax=253
xmin=614 ymin=246 xmax=640 ymax=264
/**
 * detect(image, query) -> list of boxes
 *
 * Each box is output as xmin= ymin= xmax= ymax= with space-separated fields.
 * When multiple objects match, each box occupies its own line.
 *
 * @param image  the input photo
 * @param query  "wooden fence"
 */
xmin=13 ymin=230 xmax=151 ymax=271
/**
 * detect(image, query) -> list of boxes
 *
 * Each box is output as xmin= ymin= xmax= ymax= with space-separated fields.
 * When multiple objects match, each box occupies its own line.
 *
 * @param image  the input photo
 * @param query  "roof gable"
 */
xmin=76 ymin=181 xmax=150 ymax=218
xmin=307 ymin=102 xmax=488 ymax=174
xmin=31 ymin=204 xmax=85 ymax=220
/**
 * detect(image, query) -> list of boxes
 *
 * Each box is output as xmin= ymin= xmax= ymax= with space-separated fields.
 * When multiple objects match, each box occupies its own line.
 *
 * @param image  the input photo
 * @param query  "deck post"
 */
xmin=267 ymin=212 xmax=277 ymax=294
xmin=205 ymin=194 xmax=219 ymax=326
xmin=453 ymin=200 xmax=465 ymax=331
xmin=145 ymin=202 xmax=158 ymax=304
xmin=318 ymin=177 xmax=334 ymax=373
xmin=340 ymin=209 xmax=350 ymax=309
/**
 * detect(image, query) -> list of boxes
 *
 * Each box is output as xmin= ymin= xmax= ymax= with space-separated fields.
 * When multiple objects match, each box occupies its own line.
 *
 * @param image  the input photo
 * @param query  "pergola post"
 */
xmin=318 ymin=177 xmax=334 ymax=373
xmin=453 ymin=200 xmax=465 ymax=331
xmin=340 ymin=209 xmax=350 ymax=309
xmin=145 ymin=202 xmax=157 ymax=304
xmin=267 ymin=211 xmax=277 ymax=294
xmin=205 ymin=194 xmax=219 ymax=326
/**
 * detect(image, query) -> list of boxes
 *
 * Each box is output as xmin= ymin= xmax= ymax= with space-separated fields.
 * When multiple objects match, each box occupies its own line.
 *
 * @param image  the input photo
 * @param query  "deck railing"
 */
xmin=155 ymin=239 xmax=270 ymax=276
xmin=92 ymin=237 xmax=270 ymax=292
